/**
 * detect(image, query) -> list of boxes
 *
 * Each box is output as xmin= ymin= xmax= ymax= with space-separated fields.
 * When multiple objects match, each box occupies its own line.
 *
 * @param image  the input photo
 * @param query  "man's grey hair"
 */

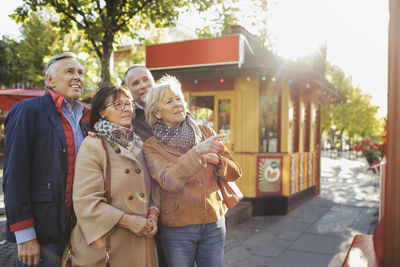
xmin=44 ymin=52 xmax=78 ymax=90
xmin=123 ymin=64 xmax=155 ymax=86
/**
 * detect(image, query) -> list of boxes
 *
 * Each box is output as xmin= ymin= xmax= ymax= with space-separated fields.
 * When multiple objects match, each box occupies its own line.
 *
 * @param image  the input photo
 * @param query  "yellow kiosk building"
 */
xmin=146 ymin=26 xmax=344 ymax=215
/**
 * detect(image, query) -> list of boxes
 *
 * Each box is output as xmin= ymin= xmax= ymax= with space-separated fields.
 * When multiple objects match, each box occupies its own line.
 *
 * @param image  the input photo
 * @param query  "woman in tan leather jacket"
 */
xmin=143 ymin=75 xmax=242 ymax=267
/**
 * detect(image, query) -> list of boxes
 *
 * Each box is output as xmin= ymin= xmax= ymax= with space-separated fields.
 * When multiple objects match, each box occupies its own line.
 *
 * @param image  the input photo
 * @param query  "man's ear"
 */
xmin=46 ymin=74 xmax=54 ymax=89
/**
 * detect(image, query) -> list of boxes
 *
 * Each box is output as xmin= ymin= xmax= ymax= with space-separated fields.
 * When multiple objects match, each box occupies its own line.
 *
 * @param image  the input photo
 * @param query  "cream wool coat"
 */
xmin=70 ymin=133 xmax=156 ymax=267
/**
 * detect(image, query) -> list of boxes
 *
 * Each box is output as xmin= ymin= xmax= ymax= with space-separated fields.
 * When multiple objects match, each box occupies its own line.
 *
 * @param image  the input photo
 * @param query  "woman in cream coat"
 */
xmin=69 ymin=83 xmax=157 ymax=266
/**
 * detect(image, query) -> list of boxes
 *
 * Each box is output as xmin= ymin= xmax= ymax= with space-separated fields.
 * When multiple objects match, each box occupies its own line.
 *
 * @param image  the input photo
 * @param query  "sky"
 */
xmin=266 ymin=0 xmax=388 ymax=118
xmin=0 ymin=0 xmax=389 ymax=117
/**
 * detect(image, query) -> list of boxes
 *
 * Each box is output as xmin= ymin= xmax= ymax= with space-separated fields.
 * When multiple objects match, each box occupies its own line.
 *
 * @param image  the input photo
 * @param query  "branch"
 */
xmin=47 ymin=0 xmax=86 ymax=29
xmin=90 ymin=38 xmax=102 ymax=59
xmin=95 ymin=0 xmax=106 ymax=23
xmin=114 ymin=0 xmax=128 ymax=26
xmin=70 ymin=3 xmax=92 ymax=30
xmin=115 ymin=0 xmax=152 ymax=31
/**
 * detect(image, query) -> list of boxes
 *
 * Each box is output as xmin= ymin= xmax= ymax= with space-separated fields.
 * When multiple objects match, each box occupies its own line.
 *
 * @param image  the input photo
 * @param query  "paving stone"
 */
xmin=236 ymin=254 xmax=274 ymax=267
xmin=252 ymin=239 xmax=291 ymax=258
xmin=224 ymin=245 xmax=256 ymax=266
xmin=242 ymin=231 xmax=276 ymax=247
xmin=289 ymin=233 xmax=346 ymax=254
xmin=0 ymin=240 xmax=16 ymax=267
xmin=350 ymin=207 xmax=379 ymax=234
xmin=294 ymin=205 xmax=329 ymax=224
xmin=276 ymin=222 xmax=309 ymax=241
xmin=306 ymin=205 xmax=361 ymax=236
xmin=272 ymin=250 xmax=334 ymax=267
xmin=306 ymin=196 xmax=335 ymax=208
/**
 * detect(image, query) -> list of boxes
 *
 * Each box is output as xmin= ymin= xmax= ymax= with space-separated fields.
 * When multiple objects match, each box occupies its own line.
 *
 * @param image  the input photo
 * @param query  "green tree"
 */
xmin=322 ymin=63 xmax=382 ymax=149
xmin=0 ymin=11 xmax=66 ymax=88
xmin=18 ymin=12 xmax=65 ymax=87
xmin=12 ymin=0 xmax=214 ymax=83
xmin=0 ymin=37 xmax=16 ymax=87
xmin=195 ymin=0 xmax=271 ymax=48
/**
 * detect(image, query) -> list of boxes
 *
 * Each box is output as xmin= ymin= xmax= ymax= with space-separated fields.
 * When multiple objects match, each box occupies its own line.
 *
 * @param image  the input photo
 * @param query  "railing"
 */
xmin=373 ymin=157 xmax=386 ymax=220
xmin=321 ymin=149 xmax=360 ymax=159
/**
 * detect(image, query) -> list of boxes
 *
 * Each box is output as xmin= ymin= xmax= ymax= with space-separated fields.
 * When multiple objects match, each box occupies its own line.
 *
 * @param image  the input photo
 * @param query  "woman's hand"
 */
xmin=144 ymin=218 xmax=158 ymax=237
xmin=194 ymin=134 xmax=227 ymax=155
xmin=119 ymin=214 xmax=153 ymax=236
xmin=201 ymin=153 xmax=220 ymax=166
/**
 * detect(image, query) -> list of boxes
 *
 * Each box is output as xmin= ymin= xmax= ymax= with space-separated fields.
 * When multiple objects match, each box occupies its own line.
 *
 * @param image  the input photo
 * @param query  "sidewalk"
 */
xmin=0 ymin=156 xmax=379 ymax=266
xmin=223 ymin=156 xmax=379 ymax=267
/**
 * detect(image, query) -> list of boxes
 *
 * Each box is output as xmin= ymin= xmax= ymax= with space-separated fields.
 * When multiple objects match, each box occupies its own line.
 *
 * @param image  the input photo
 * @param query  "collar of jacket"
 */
xmin=47 ymin=89 xmax=90 ymax=118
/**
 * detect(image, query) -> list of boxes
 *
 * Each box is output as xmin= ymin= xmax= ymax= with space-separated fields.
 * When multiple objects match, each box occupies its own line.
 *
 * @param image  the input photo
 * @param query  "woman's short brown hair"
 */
xmin=89 ymin=82 xmax=133 ymax=130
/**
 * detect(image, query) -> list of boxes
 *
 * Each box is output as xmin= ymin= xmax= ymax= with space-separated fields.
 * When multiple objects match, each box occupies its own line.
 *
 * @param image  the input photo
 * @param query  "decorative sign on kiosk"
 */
xmin=257 ymin=156 xmax=282 ymax=194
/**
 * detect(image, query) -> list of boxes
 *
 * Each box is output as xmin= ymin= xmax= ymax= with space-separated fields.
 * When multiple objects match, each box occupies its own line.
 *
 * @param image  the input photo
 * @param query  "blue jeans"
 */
xmin=16 ymin=241 xmax=66 ymax=267
xmin=161 ymin=217 xmax=226 ymax=267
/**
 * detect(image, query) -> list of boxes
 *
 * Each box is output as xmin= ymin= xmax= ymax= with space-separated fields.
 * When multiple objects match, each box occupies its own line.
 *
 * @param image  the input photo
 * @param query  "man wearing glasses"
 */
xmin=3 ymin=52 xmax=88 ymax=266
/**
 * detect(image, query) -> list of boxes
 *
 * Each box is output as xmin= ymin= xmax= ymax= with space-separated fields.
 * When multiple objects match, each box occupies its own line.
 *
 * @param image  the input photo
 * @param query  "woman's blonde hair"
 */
xmin=145 ymin=75 xmax=188 ymax=126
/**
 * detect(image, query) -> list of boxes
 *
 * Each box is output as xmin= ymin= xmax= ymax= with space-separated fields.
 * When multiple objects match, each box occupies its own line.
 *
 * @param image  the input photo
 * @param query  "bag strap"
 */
xmin=99 ymin=136 xmax=112 ymax=204
xmin=99 ymin=136 xmax=112 ymax=267
xmin=64 ymin=135 xmax=113 ymax=267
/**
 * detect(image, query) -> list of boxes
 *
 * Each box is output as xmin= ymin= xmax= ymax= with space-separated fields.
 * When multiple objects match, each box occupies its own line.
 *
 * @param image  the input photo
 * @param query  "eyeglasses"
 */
xmin=104 ymin=101 xmax=135 ymax=111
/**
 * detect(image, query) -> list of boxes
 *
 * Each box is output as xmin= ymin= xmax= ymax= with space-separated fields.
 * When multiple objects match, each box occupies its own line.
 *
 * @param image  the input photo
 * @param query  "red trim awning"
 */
xmin=146 ymin=35 xmax=242 ymax=70
xmin=0 ymin=89 xmax=91 ymax=122
xmin=0 ymin=88 xmax=45 ymax=111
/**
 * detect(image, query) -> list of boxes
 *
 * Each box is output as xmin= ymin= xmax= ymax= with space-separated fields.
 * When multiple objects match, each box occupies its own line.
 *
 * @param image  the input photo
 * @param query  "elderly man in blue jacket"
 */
xmin=3 ymin=52 xmax=88 ymax=266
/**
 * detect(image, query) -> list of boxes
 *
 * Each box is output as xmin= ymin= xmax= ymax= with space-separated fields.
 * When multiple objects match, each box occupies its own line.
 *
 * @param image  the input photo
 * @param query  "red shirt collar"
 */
xmin=47 ymin=89 xmax=90 ymax=117
xmin=47 ymin=89 xmax=65 ymax=114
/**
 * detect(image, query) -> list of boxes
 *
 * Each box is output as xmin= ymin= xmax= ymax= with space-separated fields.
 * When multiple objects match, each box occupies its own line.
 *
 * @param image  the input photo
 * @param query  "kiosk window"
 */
xmin=259 ymin=81 xmax=279 ymax=153
xmin=189 ymin=95 xmax=214 ymax=128
xmin=218 ymin=99 xmax=231 ymax=145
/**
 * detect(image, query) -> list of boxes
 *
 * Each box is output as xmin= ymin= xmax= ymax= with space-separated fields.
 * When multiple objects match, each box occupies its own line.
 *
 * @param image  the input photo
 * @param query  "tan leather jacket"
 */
xmin=143 ymin=125 xmax=242 ymax=227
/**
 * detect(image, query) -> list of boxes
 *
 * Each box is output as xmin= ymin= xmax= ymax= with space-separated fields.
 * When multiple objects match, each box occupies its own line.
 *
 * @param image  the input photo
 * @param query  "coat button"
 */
xmin=139 ymin=193 xmax=145 ymax=198
xmin=62 ymin=148 xmax=67 ymax=153
xmin=125 ymin=168 xmax=130 ymax=174
xmin=115 ymin=148 xmax=121 ymax=153
xmin=128 ymin=195 xmax=134 ymax=200
xmin=135 ymin=169 xmax=141 ymax=174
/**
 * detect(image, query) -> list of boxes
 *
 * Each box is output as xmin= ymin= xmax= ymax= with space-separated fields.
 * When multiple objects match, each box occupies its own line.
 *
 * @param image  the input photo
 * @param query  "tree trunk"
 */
xmin=100 ymin=36 xmax=113 ymax=83
xmin=339 ymin=129 xmax=344 ymax=151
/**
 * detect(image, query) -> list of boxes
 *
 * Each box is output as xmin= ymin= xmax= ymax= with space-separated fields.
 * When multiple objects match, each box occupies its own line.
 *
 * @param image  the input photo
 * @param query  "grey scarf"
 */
xmin=152 ymin=114 xmax=202 ymax=153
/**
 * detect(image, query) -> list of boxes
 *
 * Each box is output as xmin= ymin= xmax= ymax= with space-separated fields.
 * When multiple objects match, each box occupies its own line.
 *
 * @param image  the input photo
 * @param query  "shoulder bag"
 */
xmin=198 ymin=125 xmax=243 ymax=209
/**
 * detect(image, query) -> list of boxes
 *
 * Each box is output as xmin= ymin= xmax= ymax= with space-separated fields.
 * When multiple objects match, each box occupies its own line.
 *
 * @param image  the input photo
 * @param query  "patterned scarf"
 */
xmin=152 ymin=114 xmax=202 ymax=153
xmin=94 ymin=119 xmax=137 ymax=148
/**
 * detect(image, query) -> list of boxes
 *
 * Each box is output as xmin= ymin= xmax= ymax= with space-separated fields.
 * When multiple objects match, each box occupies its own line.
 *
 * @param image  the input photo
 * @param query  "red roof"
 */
xmin=146 ymin=35 xmax=242 ymax=70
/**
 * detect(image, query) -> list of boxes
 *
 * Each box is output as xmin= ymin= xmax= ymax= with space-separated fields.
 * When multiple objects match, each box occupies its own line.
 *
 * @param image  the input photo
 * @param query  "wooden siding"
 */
xmin=280 ymin=80 xmax=290 ymax=153
xmin=232 ymin=76 xmax=259 ymax=153
xmin=385 ymin=0 xmax=400 ymax=264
